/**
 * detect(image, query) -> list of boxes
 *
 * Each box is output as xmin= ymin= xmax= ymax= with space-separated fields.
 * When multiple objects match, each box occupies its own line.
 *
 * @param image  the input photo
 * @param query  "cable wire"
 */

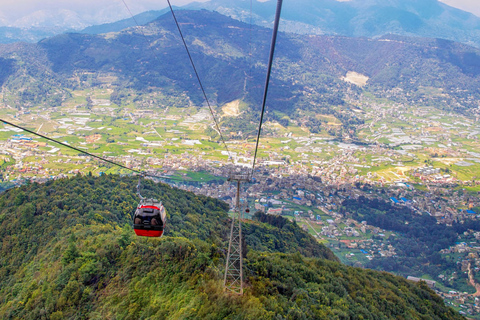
xmin=247 ymin=0 xmax=254 ymax=93
xmin=120 ymin=0 xmax=164 ymax=69
xmin=0 ymin=118 xmax=185 ymax=182
xmin=120 ymin=0 xmax=234 ymax=165
xmin=250 ymin=0 xmax=284 ymax=178
xmin=165 ymin=0 xmax=234 ymax=163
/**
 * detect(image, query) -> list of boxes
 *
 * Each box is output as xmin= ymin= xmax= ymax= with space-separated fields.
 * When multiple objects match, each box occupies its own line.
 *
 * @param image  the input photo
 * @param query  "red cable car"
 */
xmin=133 ymin=199 xmax=166 ymax=237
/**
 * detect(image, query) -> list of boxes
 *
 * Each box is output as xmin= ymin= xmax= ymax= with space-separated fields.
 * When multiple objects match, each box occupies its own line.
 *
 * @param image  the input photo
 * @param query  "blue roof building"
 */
xmin=390 ymin=197 xmax=399 ymax=204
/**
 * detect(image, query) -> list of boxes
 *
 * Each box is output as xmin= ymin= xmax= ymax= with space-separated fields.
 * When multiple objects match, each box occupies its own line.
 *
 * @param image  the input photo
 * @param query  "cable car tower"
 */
xmin=223 ymin=0 xmax=283 ymax=295
xmin=224 ymin=174 xmax=250 ymax=295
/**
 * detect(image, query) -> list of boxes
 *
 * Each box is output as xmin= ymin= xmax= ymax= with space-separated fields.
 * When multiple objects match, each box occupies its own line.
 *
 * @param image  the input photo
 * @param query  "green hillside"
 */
xmin=0 ymin=175 xmax=463 ymax=319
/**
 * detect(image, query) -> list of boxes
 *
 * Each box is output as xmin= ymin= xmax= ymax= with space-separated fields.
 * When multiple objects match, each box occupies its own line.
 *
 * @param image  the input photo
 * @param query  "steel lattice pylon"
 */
xmin=224 ymin=176 xmax=249 ymax=295
xmin=224 ymin=208 xmax=243 ymax=294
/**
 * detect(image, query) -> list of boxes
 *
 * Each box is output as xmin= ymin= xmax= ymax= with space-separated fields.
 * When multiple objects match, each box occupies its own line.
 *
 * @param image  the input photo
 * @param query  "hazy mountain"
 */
xmin=12 ymin=9 xmax=87 ymax=30
xmin=0 ymin=3 xmax=150 ymax=43
xmin=0 ymin=12 xmax=8 ymax=26
xmin=185 ymin=0 xmax=480 ymax=47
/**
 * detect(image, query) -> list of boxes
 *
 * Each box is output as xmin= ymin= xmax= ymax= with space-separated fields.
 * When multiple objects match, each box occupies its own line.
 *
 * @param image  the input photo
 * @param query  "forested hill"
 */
xmin=0 ymin=175 xmax=463 ymax=319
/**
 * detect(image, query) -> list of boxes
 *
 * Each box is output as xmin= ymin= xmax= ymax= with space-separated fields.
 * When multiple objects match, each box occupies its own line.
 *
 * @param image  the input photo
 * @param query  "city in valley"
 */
xmin=2 ymin=88 xmax=480 ymax=317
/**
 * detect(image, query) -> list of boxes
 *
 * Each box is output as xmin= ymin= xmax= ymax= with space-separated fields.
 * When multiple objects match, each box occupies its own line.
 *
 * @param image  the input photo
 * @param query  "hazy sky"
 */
xmin=0 ymin=0 xmax=478 ymax=20
xmin=439 ymin=0 xmax=480 ymax=16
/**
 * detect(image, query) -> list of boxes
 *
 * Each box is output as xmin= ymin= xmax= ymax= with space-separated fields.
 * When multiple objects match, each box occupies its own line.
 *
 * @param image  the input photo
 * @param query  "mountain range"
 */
xmin=0 ymin=9 xmax=478 ymax=133
xmin=187 ymin=0 xmax=480 ymax=47
xmin=0 ymin=0 xmax=479 ymax=48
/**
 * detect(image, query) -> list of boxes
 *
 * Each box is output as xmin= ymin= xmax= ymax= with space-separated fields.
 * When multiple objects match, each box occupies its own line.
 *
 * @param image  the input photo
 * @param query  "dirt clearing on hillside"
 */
xmin=222 ymin=100 xmax=241 ymax=117
xmin=342 ymin=71 xmax=369 ymax=87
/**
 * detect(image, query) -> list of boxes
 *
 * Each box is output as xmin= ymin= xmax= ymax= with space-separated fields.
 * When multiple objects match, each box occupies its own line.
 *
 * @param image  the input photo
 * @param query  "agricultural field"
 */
xmin=1 ymin=88 xmax=480 ymax=187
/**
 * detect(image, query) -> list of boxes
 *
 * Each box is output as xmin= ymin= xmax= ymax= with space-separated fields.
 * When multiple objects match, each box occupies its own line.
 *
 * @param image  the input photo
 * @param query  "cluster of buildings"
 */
xmin=412 ymin=166 xmax=453 ymax=183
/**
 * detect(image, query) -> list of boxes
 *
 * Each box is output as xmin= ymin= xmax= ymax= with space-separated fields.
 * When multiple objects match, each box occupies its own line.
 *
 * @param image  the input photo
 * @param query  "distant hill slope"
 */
xmin=0 ymin=26 xmax=62 ymax=44
xmin=80 ymin=9 xmax=170 ymax=35
xmin=0 ymin=175 xmax=463 ymax=319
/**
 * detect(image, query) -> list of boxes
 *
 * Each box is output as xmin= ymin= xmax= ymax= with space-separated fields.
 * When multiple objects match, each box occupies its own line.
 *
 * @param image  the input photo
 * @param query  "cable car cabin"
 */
xmin=133 ymin=199 xmax=166 ymax=237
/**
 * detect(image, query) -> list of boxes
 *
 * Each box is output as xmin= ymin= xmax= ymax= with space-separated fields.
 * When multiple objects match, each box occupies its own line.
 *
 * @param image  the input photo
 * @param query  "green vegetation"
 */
xmin=0 ymin=175 xmax=463 ymax=319
xmin=340 ymin=196 xmax=480 ymax=292
xmin=244 ymin=212 xmax=337 ymax=261
xmin=173 ymin=170 xmax=227 ymax=183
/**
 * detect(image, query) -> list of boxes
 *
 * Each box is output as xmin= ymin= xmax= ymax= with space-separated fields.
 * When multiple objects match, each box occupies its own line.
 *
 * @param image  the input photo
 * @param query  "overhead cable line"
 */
xmin=0 ymin=118 xmax=185 ymax=182
xmin=121 ymin=0 xmax=234 ymax=164
xmin=120 ymin=0 xmax=144 ymax=35
xmin=166 ymin=0 xmax=233 ymax=163
xmin=250 ymin=0 xmax=284 ymax=178
xmin=120 ymin=0 xmax=164 ymax=64
xmin=247 ymin=0 xmax=254 ymax=89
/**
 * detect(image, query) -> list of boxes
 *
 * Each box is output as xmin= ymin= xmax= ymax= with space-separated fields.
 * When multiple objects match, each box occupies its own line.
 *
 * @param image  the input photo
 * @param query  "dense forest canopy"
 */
xmin=0 ymin=175 xmax=463 ymax=319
